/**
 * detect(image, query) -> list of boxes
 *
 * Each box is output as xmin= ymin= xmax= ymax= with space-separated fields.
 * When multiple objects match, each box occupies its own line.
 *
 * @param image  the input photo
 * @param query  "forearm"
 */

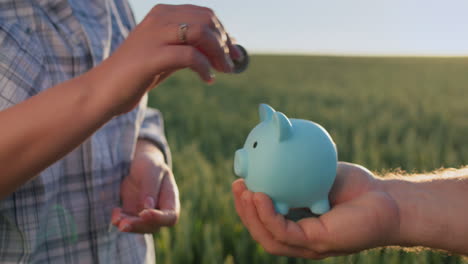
xmin=0 ymin=73 xmax=113 ymax=199
xmin=382 ymin=167 xmax=468 ymax=254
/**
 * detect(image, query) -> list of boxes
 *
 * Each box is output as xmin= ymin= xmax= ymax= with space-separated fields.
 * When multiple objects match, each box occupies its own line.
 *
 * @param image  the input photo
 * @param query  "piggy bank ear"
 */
xmin=259 ymin=104 xmax=275 ymax=122
xmin=273 ymin=112 xmax=293 ymax=141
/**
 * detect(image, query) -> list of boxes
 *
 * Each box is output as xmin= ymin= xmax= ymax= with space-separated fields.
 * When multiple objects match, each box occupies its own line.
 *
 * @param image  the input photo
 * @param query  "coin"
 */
xmin=232 ymin=44 xmax=249 ymax=74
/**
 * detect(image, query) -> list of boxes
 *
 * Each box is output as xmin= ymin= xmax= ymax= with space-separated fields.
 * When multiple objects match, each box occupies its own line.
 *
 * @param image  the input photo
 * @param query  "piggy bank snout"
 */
xmin=234 ymin=149 xmax=248 ymax=178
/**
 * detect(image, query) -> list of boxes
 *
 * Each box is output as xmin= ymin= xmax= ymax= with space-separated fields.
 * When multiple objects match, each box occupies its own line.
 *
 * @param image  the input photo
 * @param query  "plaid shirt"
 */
xmin=0 ymin=0 xmax=171 ymax=263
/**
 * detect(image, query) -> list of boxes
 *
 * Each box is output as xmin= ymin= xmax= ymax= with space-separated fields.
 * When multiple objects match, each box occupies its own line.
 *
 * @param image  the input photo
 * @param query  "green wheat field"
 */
xmin=147 ymin=55 xmax=468 ymax=264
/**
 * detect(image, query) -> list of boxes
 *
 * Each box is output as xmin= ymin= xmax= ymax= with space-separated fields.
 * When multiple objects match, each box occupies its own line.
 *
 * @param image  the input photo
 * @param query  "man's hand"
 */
xmin=111 ymin=140 xmax=180 ymax=233
xmin=232 ymin=162 xmax=400 ymax=259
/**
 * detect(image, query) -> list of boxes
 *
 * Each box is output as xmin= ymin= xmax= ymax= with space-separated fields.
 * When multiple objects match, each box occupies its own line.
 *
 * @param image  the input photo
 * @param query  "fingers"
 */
xmin=113 ymin=162 xmax=180 ymax=234
xmin=188 ymin=24 xmax=234 ymax=73
xmin=111 ymin=207 xmax=177 ymax=234
xmin=181 ymin=5 xmax=243 ymax=61
xmin=125 ymin=169 xmax=180 ymax=234
xmin=232 ymin=179 xmax=248 ymax=227
xmin=253 ymin=193 xmax=341 ymax=255
xmin=157 ymin=170 xmax=181 ymax=217
xmin=162 ymin=23 xmax=234 ymax=73
xmin=253 ymin=193 xmax=334 ymax=255
xmin=139 ymin=208 xmax=178 ymax=227
xmin=253 ymin=193 xmax=310 ymax=247
xmin=208 ymin=13 xmax=244 ymax=62
xmin=241 ymin=191 xmax=274 ymax=242
xmin=111 ymin=207 xmax=123 ymax=226
xmin=232 ymin=179 xmax=336 ymax=259
xmin=147 ymin=4 xmax=237 ymax=74
xmin=147 ymin=71 xmax=175 ymax=89
xmin=226 ymin=37 xmax=244 ymax=62
xmin=239 ymin=190 xmax=322 ymax=259
xmin=155 ymin=45 xmax=214 ymax=83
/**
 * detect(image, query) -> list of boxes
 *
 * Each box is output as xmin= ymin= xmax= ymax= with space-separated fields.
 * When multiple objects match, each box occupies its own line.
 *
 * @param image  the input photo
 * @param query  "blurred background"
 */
xmin=129 ymin=1 xmax=468 ymax=263
xmin=130 ymin=0 xmax=468 ymax=56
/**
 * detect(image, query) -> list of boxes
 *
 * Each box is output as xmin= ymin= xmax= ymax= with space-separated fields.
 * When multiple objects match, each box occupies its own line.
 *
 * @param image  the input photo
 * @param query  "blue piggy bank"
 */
xmin=234 ymin=104 xmax=338 ymax=215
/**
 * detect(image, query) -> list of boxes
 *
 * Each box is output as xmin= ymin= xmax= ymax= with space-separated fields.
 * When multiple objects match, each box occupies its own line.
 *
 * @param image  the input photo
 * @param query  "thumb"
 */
xmin=139 ymin=208 xmax=179 ymax=227
xmin=135 ymin=161 xmax=166 ymax=211
xmin=138 ymin=190 xmax=159 ymax=213
xmin=143 ymin=196 xmax=156 ymax=210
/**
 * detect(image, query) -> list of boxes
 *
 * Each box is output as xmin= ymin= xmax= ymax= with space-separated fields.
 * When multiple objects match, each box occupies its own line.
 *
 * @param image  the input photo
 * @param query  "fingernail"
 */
xmin=207 ymin=72 xmax=215 ymax=84
xmin=121 ymin=224 xmax=131 ymax=232
xmin=144 ymin=197 xmax=155 ymax=209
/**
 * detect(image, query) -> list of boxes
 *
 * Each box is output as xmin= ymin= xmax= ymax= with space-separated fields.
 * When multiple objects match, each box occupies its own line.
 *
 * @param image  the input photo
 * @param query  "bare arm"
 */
xmin=0 ymin=4 xmax=241 ymax=199
xmin=384 ymin=167 xmax=468 ymax=255
xmin=0 ymin=74 xmax=111 ymax=199
xmin=233 ymin=163 xmax=468 ymax=259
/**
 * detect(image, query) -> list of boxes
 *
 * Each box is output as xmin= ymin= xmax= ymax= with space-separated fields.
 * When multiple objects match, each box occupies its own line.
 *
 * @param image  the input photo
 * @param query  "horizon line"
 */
xmin=248 ymin=51 xmax=468 ymax=58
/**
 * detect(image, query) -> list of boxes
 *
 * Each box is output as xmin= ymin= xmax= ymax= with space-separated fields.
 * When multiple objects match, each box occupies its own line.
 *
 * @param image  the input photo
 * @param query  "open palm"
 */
xmin=111 ymin=141 xmax=180 ymax=234
xmin=232 ymin=162 xmax=401 ymax=259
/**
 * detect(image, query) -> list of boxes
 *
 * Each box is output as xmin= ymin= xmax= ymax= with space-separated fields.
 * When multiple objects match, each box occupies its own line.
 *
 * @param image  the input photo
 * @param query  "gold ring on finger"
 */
xmin=178 ymin=23 xmax=189 ymax=44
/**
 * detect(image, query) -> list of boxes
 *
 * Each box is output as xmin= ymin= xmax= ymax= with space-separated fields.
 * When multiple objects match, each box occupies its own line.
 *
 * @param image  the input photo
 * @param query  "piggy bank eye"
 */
xmin=253 ymin=141 xmax=258 ymax=148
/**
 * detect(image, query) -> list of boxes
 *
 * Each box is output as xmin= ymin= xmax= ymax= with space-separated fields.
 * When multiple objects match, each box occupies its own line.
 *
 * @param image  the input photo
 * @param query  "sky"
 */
xmin=128 ymin=0 xmax=468 ymax=56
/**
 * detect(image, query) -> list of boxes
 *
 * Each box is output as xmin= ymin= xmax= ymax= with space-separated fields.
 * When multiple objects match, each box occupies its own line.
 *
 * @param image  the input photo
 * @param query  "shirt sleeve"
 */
xmin=138 ymin=107 xmax=172 ymax=168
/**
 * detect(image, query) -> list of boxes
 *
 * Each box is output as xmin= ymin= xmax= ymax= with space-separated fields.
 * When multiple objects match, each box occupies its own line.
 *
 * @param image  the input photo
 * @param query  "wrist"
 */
xmin=380 ymin=179 xmax=412 ymax=247
xmin=381 ymin=178 xmax=439 ymax=249
xmin=84 ymin=54 xmax=154 ymax=117
xmin=135 ymin=139 xmax=166 ymax=164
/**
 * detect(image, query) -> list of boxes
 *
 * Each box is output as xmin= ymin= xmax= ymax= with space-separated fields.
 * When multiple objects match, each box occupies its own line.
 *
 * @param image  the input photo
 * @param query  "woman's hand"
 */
xmin=88 ymin=4 xmax=243 ymax=115
xmin=111 ymin=140 xmax=180 ymax=233
xmin=232 ymin=162 xmax=401 ymax=259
